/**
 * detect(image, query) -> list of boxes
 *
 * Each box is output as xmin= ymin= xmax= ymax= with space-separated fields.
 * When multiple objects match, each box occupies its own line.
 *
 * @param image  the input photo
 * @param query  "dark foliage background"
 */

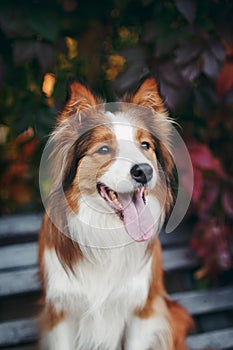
xmin=0 ymin=0 xmax=233 ymax=280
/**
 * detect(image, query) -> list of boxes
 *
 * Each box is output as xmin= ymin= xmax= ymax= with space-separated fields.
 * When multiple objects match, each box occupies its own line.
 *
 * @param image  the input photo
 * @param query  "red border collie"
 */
xmin=39 ymin=75 xmax=193 ymax=349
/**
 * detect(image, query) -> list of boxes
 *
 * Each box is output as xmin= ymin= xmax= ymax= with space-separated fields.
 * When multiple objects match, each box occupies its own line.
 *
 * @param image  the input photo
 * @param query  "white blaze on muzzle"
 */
xmin=98 ymin=118 xmax=157 ymax=242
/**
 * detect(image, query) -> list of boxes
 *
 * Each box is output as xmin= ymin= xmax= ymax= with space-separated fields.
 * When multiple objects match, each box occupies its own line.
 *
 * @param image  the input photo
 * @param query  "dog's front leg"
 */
xmin=40 ymin=318 xmax=73 ymax=350
xmin=124 ymin=314 xmax=172 ymax=350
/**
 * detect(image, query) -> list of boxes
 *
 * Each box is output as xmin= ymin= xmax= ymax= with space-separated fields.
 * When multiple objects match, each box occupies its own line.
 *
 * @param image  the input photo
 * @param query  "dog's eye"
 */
xmin=96 ymin=145 xmax=111 ymax=155
xmin=141 ymin=141 xmax=150 ymax=150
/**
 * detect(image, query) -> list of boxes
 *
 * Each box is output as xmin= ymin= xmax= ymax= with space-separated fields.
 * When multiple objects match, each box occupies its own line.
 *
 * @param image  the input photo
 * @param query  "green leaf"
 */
xmin=27 ymin=12 xmax=60 ymax=43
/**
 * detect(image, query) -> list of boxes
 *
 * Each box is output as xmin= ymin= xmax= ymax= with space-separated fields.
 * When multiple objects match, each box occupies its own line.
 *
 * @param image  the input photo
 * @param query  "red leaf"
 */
xmin=222 ymin=190 xmax=233 ymax=217
xmin=204 ymin=181 xmax=219 ymax=207
xmin=23 ymin=139 xmax=39 ymax=157
xmin=7 ymin=162 xmax=28 ymax=177
xmin=188 ymin=142 xmax=226 ymax=178
xmin=16 ymin=127 xmax=34 ymax=144
xmin=197 ymin=179 xmax=219 ymax=218
xmin=192 ymin=168 xmax=203 ymax=203
xmin=191 ymin=219 xmax=233 ymax=278
xmin=225 ymin=42 xmax=233 ymax=58
xmin=216 ymin=60 xmax=233 ymax=97
xmin=189 ymin=143 xmax=214 ymax=169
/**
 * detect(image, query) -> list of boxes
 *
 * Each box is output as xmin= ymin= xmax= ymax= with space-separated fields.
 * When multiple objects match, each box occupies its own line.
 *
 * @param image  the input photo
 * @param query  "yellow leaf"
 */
xmin=66 ymin=37 xmax=78 ymax=59
xmin=42 ymin=73 xmax=56 ymax=97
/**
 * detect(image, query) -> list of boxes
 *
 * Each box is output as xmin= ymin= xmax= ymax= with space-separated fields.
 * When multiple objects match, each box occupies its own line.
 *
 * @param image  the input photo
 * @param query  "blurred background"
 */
xmin=0 ymin=0 xmax=232 ymax=280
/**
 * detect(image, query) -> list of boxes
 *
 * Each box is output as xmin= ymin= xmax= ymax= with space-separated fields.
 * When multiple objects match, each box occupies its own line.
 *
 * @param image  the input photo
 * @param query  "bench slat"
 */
xmin=0 ymin=245 xmax=197 ymax=297
xmin=1 ymin=264 xmax=232 ymax=320
xmin=0 ymin=242 xmax=197 ymax=272
xmin=0 ymin=267 xmax=39 ymax=297
xmin=163 ymin=247 xmax=197 ymax=271
xmin=0 ymin=242 xmax=38 ymax=270
xmin=0 ymin=214 xmax=191 ymax=246
xmin=1 ymin=318 xmax=233 ymax=349
xmin=187 ymin=327 xmax=233 ymax=350
xmin=0 ymin=318 xmax=37 ymax=347
xmin=173 ymin=286 xmax=233 ymax=315
xmin=0 ymin=214 xmax=42 ymax=238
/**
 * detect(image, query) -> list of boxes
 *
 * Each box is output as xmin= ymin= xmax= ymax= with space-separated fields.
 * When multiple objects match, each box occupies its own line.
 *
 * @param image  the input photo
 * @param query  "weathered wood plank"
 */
xmin=1 ymin=261 xmax=232 ymax=321
xmin=0 ymin=346 xmax=36 ymax=350
xmin=0 ymin=214 xmax=191 ymax=246
xmin=163 ymin=247 xmax=197 ymax=271
xmin=1 ymin=346 xmax=36 ymax=350
xmin=1 ymin=318 xmax=233 ymax=349
xmin=0 ymin=318 xmax=38 ymax=347
xmin=173 ymin=286 xmax=233 ymax=315
xmin=0 ymin=214 xmax=42 ymax=239
xmin=0 ymin=267 xmax=39 ymax=297
xmin=0 ymin=242 xmax=197 ymax=272
xmin=0 ymin=244 xmax=198 ymax=297
xmin=0 ymin=242 xmax=38 ymax=270
xmin=187 ymin=327 xmax=233 ymax=350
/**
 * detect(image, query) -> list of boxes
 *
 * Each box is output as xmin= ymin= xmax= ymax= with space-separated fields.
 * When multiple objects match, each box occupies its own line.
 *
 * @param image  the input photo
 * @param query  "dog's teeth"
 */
xmin=109 ymin=190 xmax=116 ymax=200
xmin=113 ymin=199 xmax=123 ymax=209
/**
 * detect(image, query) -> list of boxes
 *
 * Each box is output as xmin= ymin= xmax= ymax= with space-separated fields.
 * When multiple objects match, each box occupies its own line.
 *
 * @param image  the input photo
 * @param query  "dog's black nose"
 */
xmin=130 ymin=163 xmax=153 ymax=185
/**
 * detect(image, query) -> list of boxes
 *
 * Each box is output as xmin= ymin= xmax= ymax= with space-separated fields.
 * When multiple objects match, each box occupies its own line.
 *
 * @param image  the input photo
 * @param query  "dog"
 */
xmin=38 ymin=75 xmax=193 ymax=349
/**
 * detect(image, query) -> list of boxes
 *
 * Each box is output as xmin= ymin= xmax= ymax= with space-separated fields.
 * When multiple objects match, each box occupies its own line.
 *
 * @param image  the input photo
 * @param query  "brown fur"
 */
xmin=39 ymin=212 xmax=83 ymax=276
xmin=135 ymin=237 xmax=166 ymax=319
xmin=135 ymin=237 xmax=193 ymax=348
xmin=166 ymin=299 xmax=194 ymax=350
xmin=40 ymin=302 xmax=66 ymax=331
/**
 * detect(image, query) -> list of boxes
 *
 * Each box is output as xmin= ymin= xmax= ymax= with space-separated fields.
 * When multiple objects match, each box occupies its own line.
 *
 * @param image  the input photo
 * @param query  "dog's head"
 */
xmin=46 ymin=76 xmax=175 ymax=245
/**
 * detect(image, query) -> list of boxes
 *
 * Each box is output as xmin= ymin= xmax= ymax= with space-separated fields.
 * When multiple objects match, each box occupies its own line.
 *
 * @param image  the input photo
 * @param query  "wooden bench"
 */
xmin=0 ymin=214 xmax=233 ymax=350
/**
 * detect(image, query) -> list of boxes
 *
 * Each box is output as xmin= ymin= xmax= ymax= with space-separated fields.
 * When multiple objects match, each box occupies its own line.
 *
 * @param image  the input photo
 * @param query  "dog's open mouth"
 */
xmin=97 ymin=183 xmax=155 ymax=242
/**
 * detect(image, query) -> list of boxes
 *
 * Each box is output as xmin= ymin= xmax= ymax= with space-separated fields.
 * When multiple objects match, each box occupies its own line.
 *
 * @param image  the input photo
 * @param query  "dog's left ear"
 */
xmin=123 ymin=76 xmax=166 ymax=114
xmin=61 ymin=79 xmax=103 ymax=120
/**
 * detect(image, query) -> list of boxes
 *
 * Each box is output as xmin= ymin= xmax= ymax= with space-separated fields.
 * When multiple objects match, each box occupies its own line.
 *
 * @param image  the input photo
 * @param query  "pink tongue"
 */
xmin=119 ymin=191 xmax=155 ymax=242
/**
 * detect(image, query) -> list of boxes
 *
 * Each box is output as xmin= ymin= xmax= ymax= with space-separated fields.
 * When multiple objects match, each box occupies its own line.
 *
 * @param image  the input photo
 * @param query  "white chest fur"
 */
xmin=43 ymin=243 xmax=152 ymax=350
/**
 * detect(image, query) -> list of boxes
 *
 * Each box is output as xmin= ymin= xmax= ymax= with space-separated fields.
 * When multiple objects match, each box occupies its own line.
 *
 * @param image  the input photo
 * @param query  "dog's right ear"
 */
xmin=60 ymin=78 xmax=103 ymax=120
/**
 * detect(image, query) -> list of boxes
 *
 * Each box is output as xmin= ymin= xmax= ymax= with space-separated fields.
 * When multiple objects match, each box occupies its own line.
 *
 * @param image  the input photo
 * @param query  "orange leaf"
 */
xmin=16 ymin=127 xmax=34 ymax=144
xmin=10 ymin=182 xmax=32 ymax=205
xmin=23 ymin=138 xmax=39 ymax=157
xmin=217 ymin=60 xmax=233 ymax=97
